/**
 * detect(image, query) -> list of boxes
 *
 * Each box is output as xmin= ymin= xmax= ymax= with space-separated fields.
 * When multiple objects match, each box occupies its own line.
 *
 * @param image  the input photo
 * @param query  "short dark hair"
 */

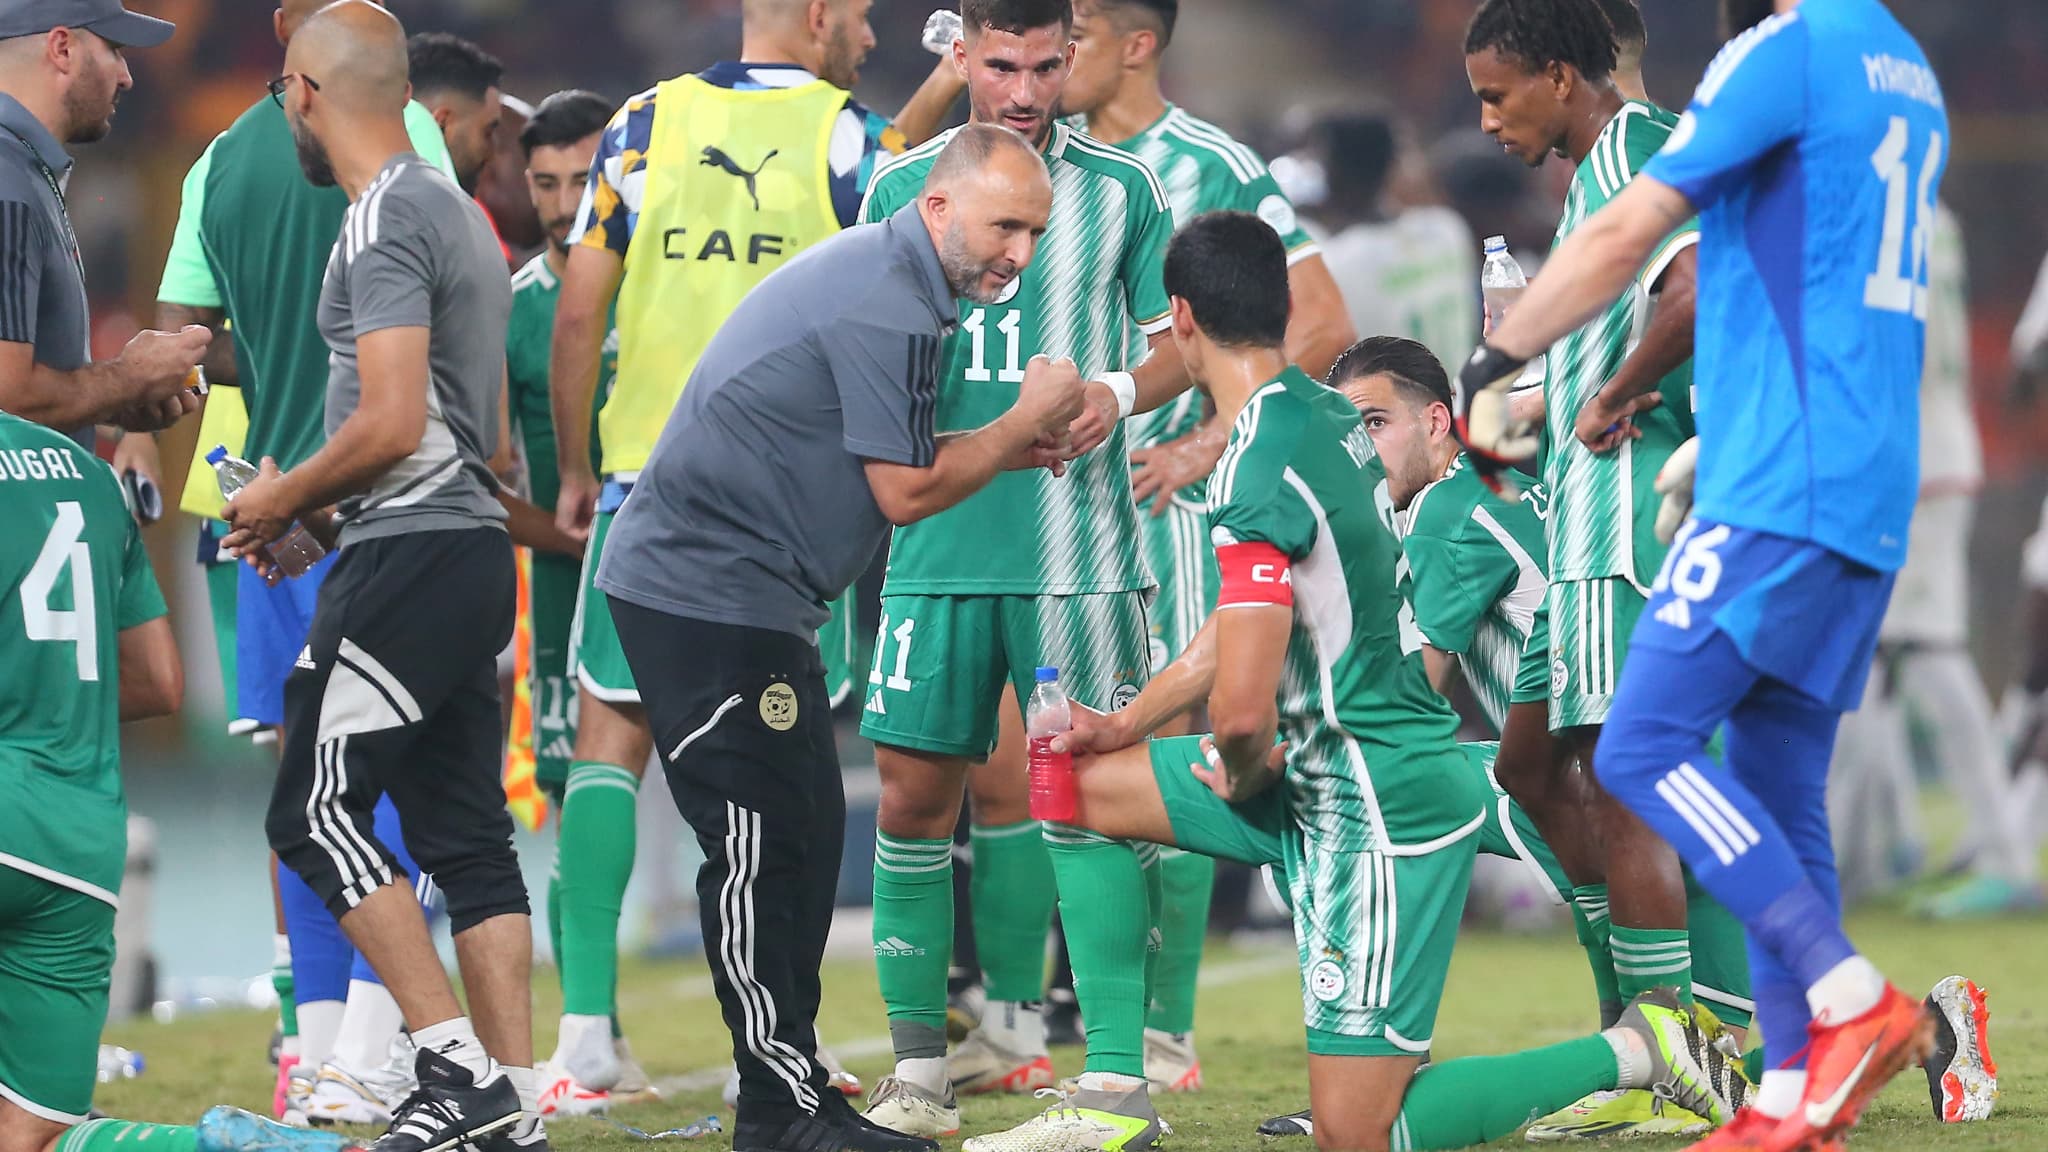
xmin=1464 ymin=0 xmax=1617 ymax=83
xmin=1163 ymin=211 xmax=1289 ymax=350
xmin=1327 ymin=336 xmax=1453 ymax=412
xmin=1317 ymin=114 xmax=1396 ymax=209
xmin=1096 ymin=0 xmax=1176 ymax=47
xmin=962 ymin=0 xmax=1074 ymax=37
xmin=1593 ymin=0 xmax=1647 ymax=54
xmin=518 ymin=90 xmax=613 ymax=156
xmin=406 ymin=32 xmax=504 ymax=103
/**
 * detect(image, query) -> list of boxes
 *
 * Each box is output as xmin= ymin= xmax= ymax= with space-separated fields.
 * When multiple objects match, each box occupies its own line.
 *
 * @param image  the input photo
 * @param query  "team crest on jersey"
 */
xmin=1112 ymin=683 xmax=1141 ymax=710
xmin=1309 ymin=959 xmax=1346 ymax=1003
xmin=991 ymin=274 xmax=1022 ymax=306
xmin=1256 ymin=194 xmax=1298 ymax=238
xmin=760 ymin=682 xmax=798 ymax=731
xmin=1550 ymin=658 xmax=1569 ymax=699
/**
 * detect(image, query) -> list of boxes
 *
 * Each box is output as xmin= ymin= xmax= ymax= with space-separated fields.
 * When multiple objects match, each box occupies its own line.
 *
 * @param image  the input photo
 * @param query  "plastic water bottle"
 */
xmin=207 ymin=445 xmax=327 ymax=578
xmin=97 ymin=1044 xmax=145 ymax=1083
xmin=1480 ymin=236 xmax=1546 ymax=390
xmin=1026 ymin=666 xmax=1077 ymax=822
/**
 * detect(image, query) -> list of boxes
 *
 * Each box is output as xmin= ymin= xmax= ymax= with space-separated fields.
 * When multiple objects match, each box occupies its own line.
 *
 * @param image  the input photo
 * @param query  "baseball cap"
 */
xmin=0 ymin=0 xmax=175 ymax=49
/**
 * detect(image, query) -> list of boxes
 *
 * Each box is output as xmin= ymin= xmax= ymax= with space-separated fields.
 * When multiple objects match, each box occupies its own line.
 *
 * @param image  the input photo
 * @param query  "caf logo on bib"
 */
xmin=760 ymin=682 xmax=799 ymax=731
xmin=1309 ymin=959 xmax=1346 ymax=1003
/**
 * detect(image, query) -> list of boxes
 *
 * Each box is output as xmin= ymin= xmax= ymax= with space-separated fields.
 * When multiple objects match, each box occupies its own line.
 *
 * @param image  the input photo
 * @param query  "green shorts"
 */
xmin=1547 ymin=577 xmax=1647 ymax=731
xmin=1511 ymin=597 xmax=1552 ymax=706
xmin=569 ymin=508 xmax=639 ymax=705
xmin=1140 ymin=502 xmax=1219 ymax=674
xmin=1147 ymin=736 xmax=1473 ymax=1057
xmin=1463 ymin=741 xmax=1570 ymax=902
xmin=819 ymin=593 xmax=860 ymax=709
xmin=859 ymin=591 xmax=1150 ymax=759
xmin=0 ymin=865 xmax=115 ymax=1122
xmin=530 ymin=550 xmax=583 ymax=798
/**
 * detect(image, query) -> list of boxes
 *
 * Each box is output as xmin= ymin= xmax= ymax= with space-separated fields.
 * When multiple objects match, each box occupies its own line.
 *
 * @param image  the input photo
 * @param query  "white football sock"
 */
xmin=894 ymin=1057 xmax=947 ymax=1095
xmin=333 ymin=979 xmax=406 ymax=1071
xmin=1075 ymin=1071 xmax=1145 ymax=1094
xmin=1602 ymin=1026 xmax=1651 ymax=1088
xmin=980 ymin=999 xmax=1047 ymax=1056
xmin=1755 ymin=1069 xmax=1808 ymax=1119
xmin=1806 ymin=955 xmax=1885 ymax=1022
xmin=297 ymin=999 xmax=344 ymax=1069
xmin=413 ymin=1017 xmax=494 ymax=1082
xmin=504 ymin=1064 xmax=538 ymax=1113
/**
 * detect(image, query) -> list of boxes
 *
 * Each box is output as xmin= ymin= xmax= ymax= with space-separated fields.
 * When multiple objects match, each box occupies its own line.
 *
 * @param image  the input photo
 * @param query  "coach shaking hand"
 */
xmin=596 ymin=123 xmax=1076 ymax=1152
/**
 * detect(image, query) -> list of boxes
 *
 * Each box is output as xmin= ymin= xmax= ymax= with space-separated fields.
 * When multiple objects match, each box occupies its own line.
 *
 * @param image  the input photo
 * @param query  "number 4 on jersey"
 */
xmin=21 ymin=502 xmax=98 ymax=681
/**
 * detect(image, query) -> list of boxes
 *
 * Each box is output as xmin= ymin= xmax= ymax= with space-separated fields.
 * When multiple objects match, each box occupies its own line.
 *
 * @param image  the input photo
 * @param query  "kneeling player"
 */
xmin=1030 ymin=213 xmax=1737 ymax=1152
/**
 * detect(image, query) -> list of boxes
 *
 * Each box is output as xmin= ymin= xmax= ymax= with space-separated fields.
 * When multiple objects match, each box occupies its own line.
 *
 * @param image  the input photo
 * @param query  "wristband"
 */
xmin=1100 ymin=371 xmax=1137 ymax=420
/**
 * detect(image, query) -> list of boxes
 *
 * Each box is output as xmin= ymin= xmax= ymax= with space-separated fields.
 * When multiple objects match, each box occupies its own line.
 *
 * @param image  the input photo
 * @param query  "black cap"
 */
xmin=0 ymin=0 xmax=175 ymax=49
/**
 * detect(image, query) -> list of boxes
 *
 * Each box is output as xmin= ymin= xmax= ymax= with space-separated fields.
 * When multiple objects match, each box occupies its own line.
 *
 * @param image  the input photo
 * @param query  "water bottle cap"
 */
xmin=1035 ymin=666 xmax=1058 ymax=683
xmin=204 ymin=445 xmax=228 ymax=465
xmin=1483 ymin=235 xmax=1508 ymax=253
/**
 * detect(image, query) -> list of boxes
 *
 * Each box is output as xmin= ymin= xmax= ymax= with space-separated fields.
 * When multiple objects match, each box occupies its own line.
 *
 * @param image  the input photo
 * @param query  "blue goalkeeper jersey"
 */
xmin=1643 ymin=0 xmax=1946 ymax=573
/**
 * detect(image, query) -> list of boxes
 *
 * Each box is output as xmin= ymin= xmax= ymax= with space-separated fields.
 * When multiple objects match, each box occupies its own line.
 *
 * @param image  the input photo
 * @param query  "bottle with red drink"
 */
xmin=1026 ymin=666 xmax=1077 ymax=822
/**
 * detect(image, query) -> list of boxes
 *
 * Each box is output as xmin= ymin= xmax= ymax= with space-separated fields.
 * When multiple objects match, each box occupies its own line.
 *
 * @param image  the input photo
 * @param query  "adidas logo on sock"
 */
xmin=874 ymin=936 xmax=925 ymax=956
xmin=540 ymin=736 xmax=575 ymax=760
xmin=1654 ymin=598 xmax=1692 ymax=630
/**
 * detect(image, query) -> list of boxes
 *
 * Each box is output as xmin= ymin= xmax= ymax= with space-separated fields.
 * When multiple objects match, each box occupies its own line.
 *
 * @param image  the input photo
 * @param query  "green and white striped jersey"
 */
xmin=1400 ymin=456 xmax=1548 ymax=733
xmin=1086 ymin=105 xmax=1318 ymax=461
xmin=1543 ymin=100 xmax=1698 ymax=587
xmin=1209 ymin=367 xmax=1485 ymax=853
xmin=860 ymin=122 xmax=1174 ymax=595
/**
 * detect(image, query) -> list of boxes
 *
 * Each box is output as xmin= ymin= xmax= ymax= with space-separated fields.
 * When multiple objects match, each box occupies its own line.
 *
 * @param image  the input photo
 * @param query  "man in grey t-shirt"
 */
xmin=596 ymin=125 xmax=1079 ymax=1152
xmin=219 ymin=7 xmax=539 ymax=1152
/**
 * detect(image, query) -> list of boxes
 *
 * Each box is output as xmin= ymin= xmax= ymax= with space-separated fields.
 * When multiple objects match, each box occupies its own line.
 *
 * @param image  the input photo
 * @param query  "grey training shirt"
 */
xmin=598 ymin=203 xmax=951 ymax=638
xmin=0 ymin=95 xmax=92 ymax=447
xmin=319 ymin=154 xmax=508 ymax=544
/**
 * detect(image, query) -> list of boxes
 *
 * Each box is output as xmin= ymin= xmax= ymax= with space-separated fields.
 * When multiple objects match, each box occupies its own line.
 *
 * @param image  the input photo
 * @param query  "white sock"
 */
xmin=1075 ymin=1071 xmax=1145 ymax=1094
xmin=1755 ymin=1069 xmax=1808 ymax=1119
xmin=281 ymin=1035 xmax=302 ymax=1059
xmin=895 ymin=1056 xmax=947 ymax=1095
xmin=981 ymin=1000 xmax=1047 ymax=1056
xmin=557 ymin=1013 xmax=617 ymax=1087
xmin=1806 ymin=955 xmax=1885 ymax=1022
xmin=333 ymin=979 xmax=406 ymax=1071
xmin=413 ymin=1017 xmax=493 ymax=1082
xmin=1602 ymin=1027 xmax=1651 ymax=1088
xmin=504 ymin=1064 xmax=538 ymax=1113
xmin=297 ymin=999 xmax=345 ymax=1069
xmin=273 ymin=933 xmax=293 ymax=970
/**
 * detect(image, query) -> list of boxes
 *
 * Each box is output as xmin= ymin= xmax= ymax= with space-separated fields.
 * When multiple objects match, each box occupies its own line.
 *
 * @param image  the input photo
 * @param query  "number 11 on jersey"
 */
xmin=963 ymin=308 xmax=1025 ymax=383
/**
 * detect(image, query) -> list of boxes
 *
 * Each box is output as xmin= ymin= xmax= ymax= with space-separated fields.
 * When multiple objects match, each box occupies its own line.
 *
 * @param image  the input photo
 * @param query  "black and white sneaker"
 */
xmin=733 ymin=1106 xmax=939 ymax=1152
xmin=1255 ymin=1108 xmax=1313 ymax=1137
xmin=476 ymin=1114 xmax=549 ymax=1152
xmin=369 ymin=1049 xmax=520 ymax=1152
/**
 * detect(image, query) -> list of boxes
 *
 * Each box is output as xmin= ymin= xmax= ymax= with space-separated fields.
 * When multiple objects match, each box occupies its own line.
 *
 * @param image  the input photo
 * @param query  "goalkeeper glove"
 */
xmin=1454 ymin=344 xmax=1541 ymax=495
xmin=1653 ymin=436 xmax=1699 ymax=545
xmin=923 ymin=8 xmax=962 ymax=54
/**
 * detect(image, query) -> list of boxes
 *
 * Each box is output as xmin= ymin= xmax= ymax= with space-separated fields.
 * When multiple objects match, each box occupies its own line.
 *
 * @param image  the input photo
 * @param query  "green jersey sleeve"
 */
xmin=115 ymin=495 xmax=167 ymax=631
xmin=1621 ymin=108 xmax=1698 ymax=294
xmin=1207 ymin=397 xmax=1316 ymax=558
xmin=1121 ymin=169 xmax=1174 ymax=335
xmin=858 ymin=144 xmax=929 ymax=226
xmin=157 ymin=135 xmax=222 ymax=308
xmin=1403 ymin=523 xmax=1515 ymax=656
xmin=403 ymin=100 xmax=458 ymax=181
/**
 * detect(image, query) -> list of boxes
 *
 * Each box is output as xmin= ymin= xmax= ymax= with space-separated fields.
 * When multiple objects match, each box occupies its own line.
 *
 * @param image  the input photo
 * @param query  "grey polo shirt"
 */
xmin=0 ymin=95 xmax=91 ymax=445
xmin=598 ymin=202 xmax=951 ymax=638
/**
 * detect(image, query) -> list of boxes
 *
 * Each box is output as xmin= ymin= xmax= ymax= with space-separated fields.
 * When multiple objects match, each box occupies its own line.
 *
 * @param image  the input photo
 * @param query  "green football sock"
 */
xmin=1572 ymin=885 xmax=1622 ymax=1028
xmin=54 ymin=1119 xmax=196 ymax=1152
xmin=546 ymin=856 xmax=565 ymax=997
xmin=874 ymin=832 xmax=953 ymax=1059
xmin=1392 ymin=1037 xmax=1619 ymax=1150
xmin=1685 ymin=870 xmax=1754 ymax=1030
xmin=272 ymin=933 xmax=298 ymax=1038
xmin=1743 ymin=1047 xmax=1766 ymax=1085
xmin=970 ymin=821 xmax=1056 ymax=1003
xmin=1146 ymin=849 xmax=1213 ymax=1034
xmin=1611 ymin=924 xmax=1693 ymax=1007
xmin=1046 ymin=826 xmax=1150 ymax=1077
xmin=556 ymin=761 xmax=639 ymax=1017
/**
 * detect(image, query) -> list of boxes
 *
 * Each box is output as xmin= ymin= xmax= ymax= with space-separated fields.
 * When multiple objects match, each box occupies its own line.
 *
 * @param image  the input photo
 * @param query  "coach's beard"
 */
xmin=291 ymin=117 xmax=338 ymax=188
xmin=940 ymin=218 xmax=1017 ymax=306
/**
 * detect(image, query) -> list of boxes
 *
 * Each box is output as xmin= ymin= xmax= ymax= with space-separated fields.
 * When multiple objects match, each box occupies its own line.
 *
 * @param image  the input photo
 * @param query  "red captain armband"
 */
xmin=1215 ymin=541 xmax=1294 ymax=608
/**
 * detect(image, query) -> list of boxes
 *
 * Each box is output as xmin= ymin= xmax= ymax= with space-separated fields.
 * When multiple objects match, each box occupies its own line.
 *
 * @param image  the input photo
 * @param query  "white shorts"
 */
xmin=1882 ymin=492 xmax=1972 ymax=646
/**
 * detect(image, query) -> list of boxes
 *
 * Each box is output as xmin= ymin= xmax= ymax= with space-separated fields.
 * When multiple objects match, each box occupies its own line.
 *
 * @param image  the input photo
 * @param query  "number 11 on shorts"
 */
xmin=870 ymin=613 xmax=915 ymax=691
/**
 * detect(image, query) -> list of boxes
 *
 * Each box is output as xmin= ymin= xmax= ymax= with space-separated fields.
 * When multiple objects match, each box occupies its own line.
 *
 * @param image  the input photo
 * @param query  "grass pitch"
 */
xmin=98 ymin=906 xmax=2041 ymax=1150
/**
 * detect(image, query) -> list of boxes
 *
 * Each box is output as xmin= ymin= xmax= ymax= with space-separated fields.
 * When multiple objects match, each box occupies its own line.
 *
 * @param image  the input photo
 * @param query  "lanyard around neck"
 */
xmin=6 ymin=127 xmax=86 ymax=286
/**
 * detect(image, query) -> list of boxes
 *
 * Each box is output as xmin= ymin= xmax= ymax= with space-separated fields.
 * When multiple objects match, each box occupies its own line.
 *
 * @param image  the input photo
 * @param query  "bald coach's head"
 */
xmin=279 ymin=0 xmax=409 ymax=187
xmin=917 ymin=124 xmax=1051 ymax=305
